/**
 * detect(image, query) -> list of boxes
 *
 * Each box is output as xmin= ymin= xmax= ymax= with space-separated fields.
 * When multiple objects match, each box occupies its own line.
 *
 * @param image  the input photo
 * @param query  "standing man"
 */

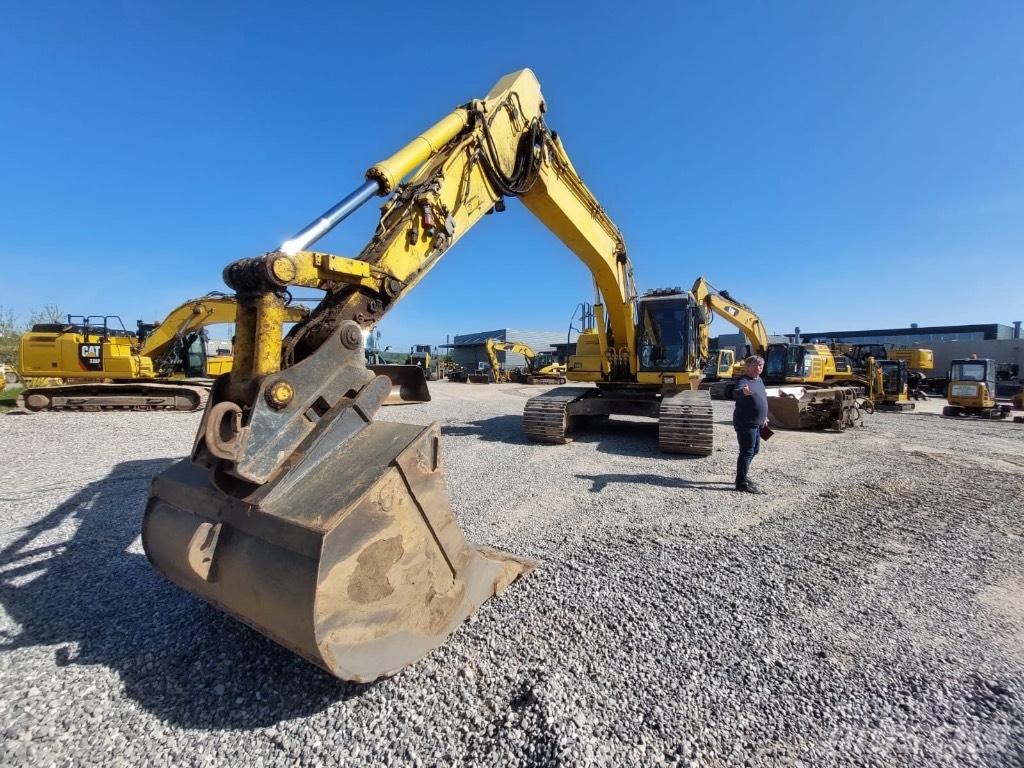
xmin=733 ymin=355 xmax=769 ymax=493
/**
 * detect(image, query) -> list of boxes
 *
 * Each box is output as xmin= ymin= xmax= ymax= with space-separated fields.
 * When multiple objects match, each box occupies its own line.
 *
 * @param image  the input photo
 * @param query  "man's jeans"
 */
xmin=735 ymin=426 xmax=760 ymax=488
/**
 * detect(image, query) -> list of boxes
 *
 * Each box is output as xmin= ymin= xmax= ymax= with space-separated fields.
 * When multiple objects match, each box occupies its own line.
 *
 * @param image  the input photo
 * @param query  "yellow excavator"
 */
xmin=144 ymin=68 xmax=730 ymax=683
xmin=860 ymin=356 xmax=916 ymax=412
xmin=943 ymin=357 xmax=1011 ymax=419
xmin=838 ymin=343 xmax=933 ymax=402
xmin=692 ymin=279 xmax=769 ymax=399
xmin=762 ymin=342 xmax=857 ymax=386
xmin=17 ymin=294 xmax=307 ymax=411
xmin=484 ymin=338 xmax=566 ymax=384
xmin=689 ymin=281 xmax=859 ymax=430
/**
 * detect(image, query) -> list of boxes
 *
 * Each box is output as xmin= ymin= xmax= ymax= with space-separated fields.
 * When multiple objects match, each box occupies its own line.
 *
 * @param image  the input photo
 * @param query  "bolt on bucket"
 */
xmin=143 ymin=383 xmax=533 ymax=682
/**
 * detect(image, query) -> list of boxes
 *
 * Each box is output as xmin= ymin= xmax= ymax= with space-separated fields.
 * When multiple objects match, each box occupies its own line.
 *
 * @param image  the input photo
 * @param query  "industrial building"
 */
xmin=450 ymin=329 xmax=566 ymax=372
xmin=797 ymin=322 xmax=1020 ymax=346
xmin=710 ymin=321 xmax=1024 ymax=383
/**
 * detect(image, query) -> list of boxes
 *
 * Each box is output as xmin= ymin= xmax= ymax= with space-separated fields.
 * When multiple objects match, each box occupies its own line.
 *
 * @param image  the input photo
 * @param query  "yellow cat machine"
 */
xmin=759 ymin=344 xmax=862 ymax=429
xmin=485 ymin=338 xmax=567 ymax=384
xmin=143 ymin=68 xmax=730 ymax=683
xmin=860 ymin=356 xmax=914 ymax=412
xmin=17 ymin=294 xmax=307 ymax=412
xmin=688 ymin=288 xmax=859 ymax=430
xmin=691 ymin=279 xmax=769 ymax=400
xmin=841 ymin=343 xmax=933 ymax=400
xmin=942 ymin=358 xmax=1011 ymax=419
xmin=763 ymin=342 xmax=858 ymax=386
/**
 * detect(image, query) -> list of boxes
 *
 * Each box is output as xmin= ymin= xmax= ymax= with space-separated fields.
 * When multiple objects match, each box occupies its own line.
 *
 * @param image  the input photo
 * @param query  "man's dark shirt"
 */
xmin=733 ymin=374 xmax=768 ymax=428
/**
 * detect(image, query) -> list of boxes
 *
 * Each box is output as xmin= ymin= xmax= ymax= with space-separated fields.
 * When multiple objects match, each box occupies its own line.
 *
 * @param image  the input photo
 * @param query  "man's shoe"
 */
xmin=735 ymin=481 xmax=763 ymax=494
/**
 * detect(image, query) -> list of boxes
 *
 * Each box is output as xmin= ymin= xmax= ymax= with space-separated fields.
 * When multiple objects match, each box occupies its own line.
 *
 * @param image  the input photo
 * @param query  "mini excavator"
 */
xmin=144 ymin=69 xmax=742 ymax=683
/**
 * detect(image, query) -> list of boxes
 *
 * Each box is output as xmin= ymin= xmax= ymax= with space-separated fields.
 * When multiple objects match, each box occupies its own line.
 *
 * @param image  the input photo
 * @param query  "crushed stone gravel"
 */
xmin=1 ymin=383 xmax=1022 ymax=767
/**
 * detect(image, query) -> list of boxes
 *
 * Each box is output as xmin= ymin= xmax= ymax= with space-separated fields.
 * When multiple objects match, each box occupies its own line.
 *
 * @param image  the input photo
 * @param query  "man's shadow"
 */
xmin=575 ymin=473 xmax=736 ymax=493
xmin=0 ymin=458 xmax=371 ymax=731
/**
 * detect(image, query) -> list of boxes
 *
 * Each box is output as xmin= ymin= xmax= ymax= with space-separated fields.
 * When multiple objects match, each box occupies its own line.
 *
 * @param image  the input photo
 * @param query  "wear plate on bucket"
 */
xmin=144 ymin=418 xmax=534 ymax=682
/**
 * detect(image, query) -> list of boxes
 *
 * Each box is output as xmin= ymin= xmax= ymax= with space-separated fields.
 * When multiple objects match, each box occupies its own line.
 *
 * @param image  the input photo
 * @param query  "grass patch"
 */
xmin=0 ymin=385 xmax=23 ymax=410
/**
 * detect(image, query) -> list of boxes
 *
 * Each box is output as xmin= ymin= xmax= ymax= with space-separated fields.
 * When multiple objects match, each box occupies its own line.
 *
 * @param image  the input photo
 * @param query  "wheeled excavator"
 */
xmin=143 ymin=68 xmax=725 ymax=684
xmin=484 ymin=338 xmax=566 ymax=384
xmin=17 ymin=294 xmax=308 ymax=412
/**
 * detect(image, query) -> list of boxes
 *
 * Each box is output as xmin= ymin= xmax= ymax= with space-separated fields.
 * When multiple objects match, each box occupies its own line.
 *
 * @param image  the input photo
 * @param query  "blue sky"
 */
xmin=2 ymin=1 xmax=1021 ymax=350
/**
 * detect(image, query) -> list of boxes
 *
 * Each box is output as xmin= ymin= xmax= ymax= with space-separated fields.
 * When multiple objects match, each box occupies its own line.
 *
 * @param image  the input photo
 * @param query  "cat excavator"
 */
xmin=17 ymin=294 xmax=307 ymax=411
xmin=484 ymin=338 xmax=566 ymax=384
xmin=688 ymin=280 xmax=859 ymax=430
xmin=691 ymin=279 xmax=769 ymax=400
xmin=143 ymin=68 xmax=722 ymax=683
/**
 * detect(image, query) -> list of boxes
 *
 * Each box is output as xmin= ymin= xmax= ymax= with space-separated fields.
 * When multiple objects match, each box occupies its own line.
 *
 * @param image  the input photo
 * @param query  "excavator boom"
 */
xmin=144 ymin=69 xmax=704 ymax=681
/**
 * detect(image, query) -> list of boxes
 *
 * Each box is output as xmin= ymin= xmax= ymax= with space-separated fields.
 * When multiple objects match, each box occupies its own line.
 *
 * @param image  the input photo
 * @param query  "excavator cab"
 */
xmin=877 ymin=359 xmax=908 ymax=398
xmin=704 ymin=349 xmax=736 ymax=380
xmin=635 ymin=290 xmax=704 ymax=379
xmin=944 ymin=358 xmax=1009 ymax=418
xmin=764 ymin=343 xmax=813 ymax=383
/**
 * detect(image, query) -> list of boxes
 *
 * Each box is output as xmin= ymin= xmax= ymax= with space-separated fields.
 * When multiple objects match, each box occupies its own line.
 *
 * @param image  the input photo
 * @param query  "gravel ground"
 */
xmin=1 ymin=383 xmax=1022 ymax=767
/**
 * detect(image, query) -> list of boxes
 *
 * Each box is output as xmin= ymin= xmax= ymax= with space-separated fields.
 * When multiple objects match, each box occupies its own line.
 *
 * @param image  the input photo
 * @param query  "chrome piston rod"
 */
xmin=279 ymin=178 xmax=381 ymax=255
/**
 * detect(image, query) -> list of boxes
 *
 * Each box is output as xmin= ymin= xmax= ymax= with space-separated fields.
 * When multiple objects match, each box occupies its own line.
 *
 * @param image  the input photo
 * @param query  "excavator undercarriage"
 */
xmin=22 ymin=379 xmax=213 ymax=412
xmin=523 ymin=386 xmax=713 ymax=454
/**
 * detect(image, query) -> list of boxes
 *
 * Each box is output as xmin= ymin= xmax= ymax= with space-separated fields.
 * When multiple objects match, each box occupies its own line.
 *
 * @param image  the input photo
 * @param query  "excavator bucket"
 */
xmin=143 ymin=354 xmax=533 ymax=681
xmin=766 ymin=386 xmax=860 ymax=431
xmin=368 ymin=364 xmax=431 ymax=405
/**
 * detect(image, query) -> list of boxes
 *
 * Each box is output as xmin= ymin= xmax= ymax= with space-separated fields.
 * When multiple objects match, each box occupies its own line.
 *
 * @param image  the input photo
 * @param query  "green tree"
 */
xmin=0 ymin=306 xmax=19 ymax=366
xmin=29 ymin=304 xmax=64 ymax=326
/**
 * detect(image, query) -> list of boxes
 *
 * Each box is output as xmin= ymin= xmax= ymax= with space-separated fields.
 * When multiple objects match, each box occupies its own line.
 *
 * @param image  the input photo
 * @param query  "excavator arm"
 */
xmin=690 ymin=277 xmax=769 ymax=359
xmin=139 ymin=293 xmax=309 ymax=372
xmin=219 ymin=69 xmax=634 ymax=403
xmin=146 ymin=69 xmax=649 ymax=683
xmin=485 ymin=339 xmax=536 ymax=382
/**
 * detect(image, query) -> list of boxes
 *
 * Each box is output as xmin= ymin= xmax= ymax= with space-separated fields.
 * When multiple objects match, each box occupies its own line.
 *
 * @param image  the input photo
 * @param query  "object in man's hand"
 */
xmin=760 ymin=424 xmax=774 ymax=440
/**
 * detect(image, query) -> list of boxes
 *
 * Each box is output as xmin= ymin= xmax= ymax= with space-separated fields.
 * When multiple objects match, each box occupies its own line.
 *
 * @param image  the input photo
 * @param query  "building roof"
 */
xmin=452 ymin=328 xmax=565 ymax=349
xmin=800 ymin=323 xmax=1010 ymax=341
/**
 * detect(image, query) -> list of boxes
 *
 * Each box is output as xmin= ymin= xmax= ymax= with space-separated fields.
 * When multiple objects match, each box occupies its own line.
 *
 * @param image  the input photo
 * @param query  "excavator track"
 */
xmin=522 ymin=387 xmax=594 ymax=443
xmin=658 ymin=389 xmax=714 ymax=455
xmin=20 ymin=381 xmax=212 ymax=412
xmin=525 ymin=374 xmax=567 ymax=385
